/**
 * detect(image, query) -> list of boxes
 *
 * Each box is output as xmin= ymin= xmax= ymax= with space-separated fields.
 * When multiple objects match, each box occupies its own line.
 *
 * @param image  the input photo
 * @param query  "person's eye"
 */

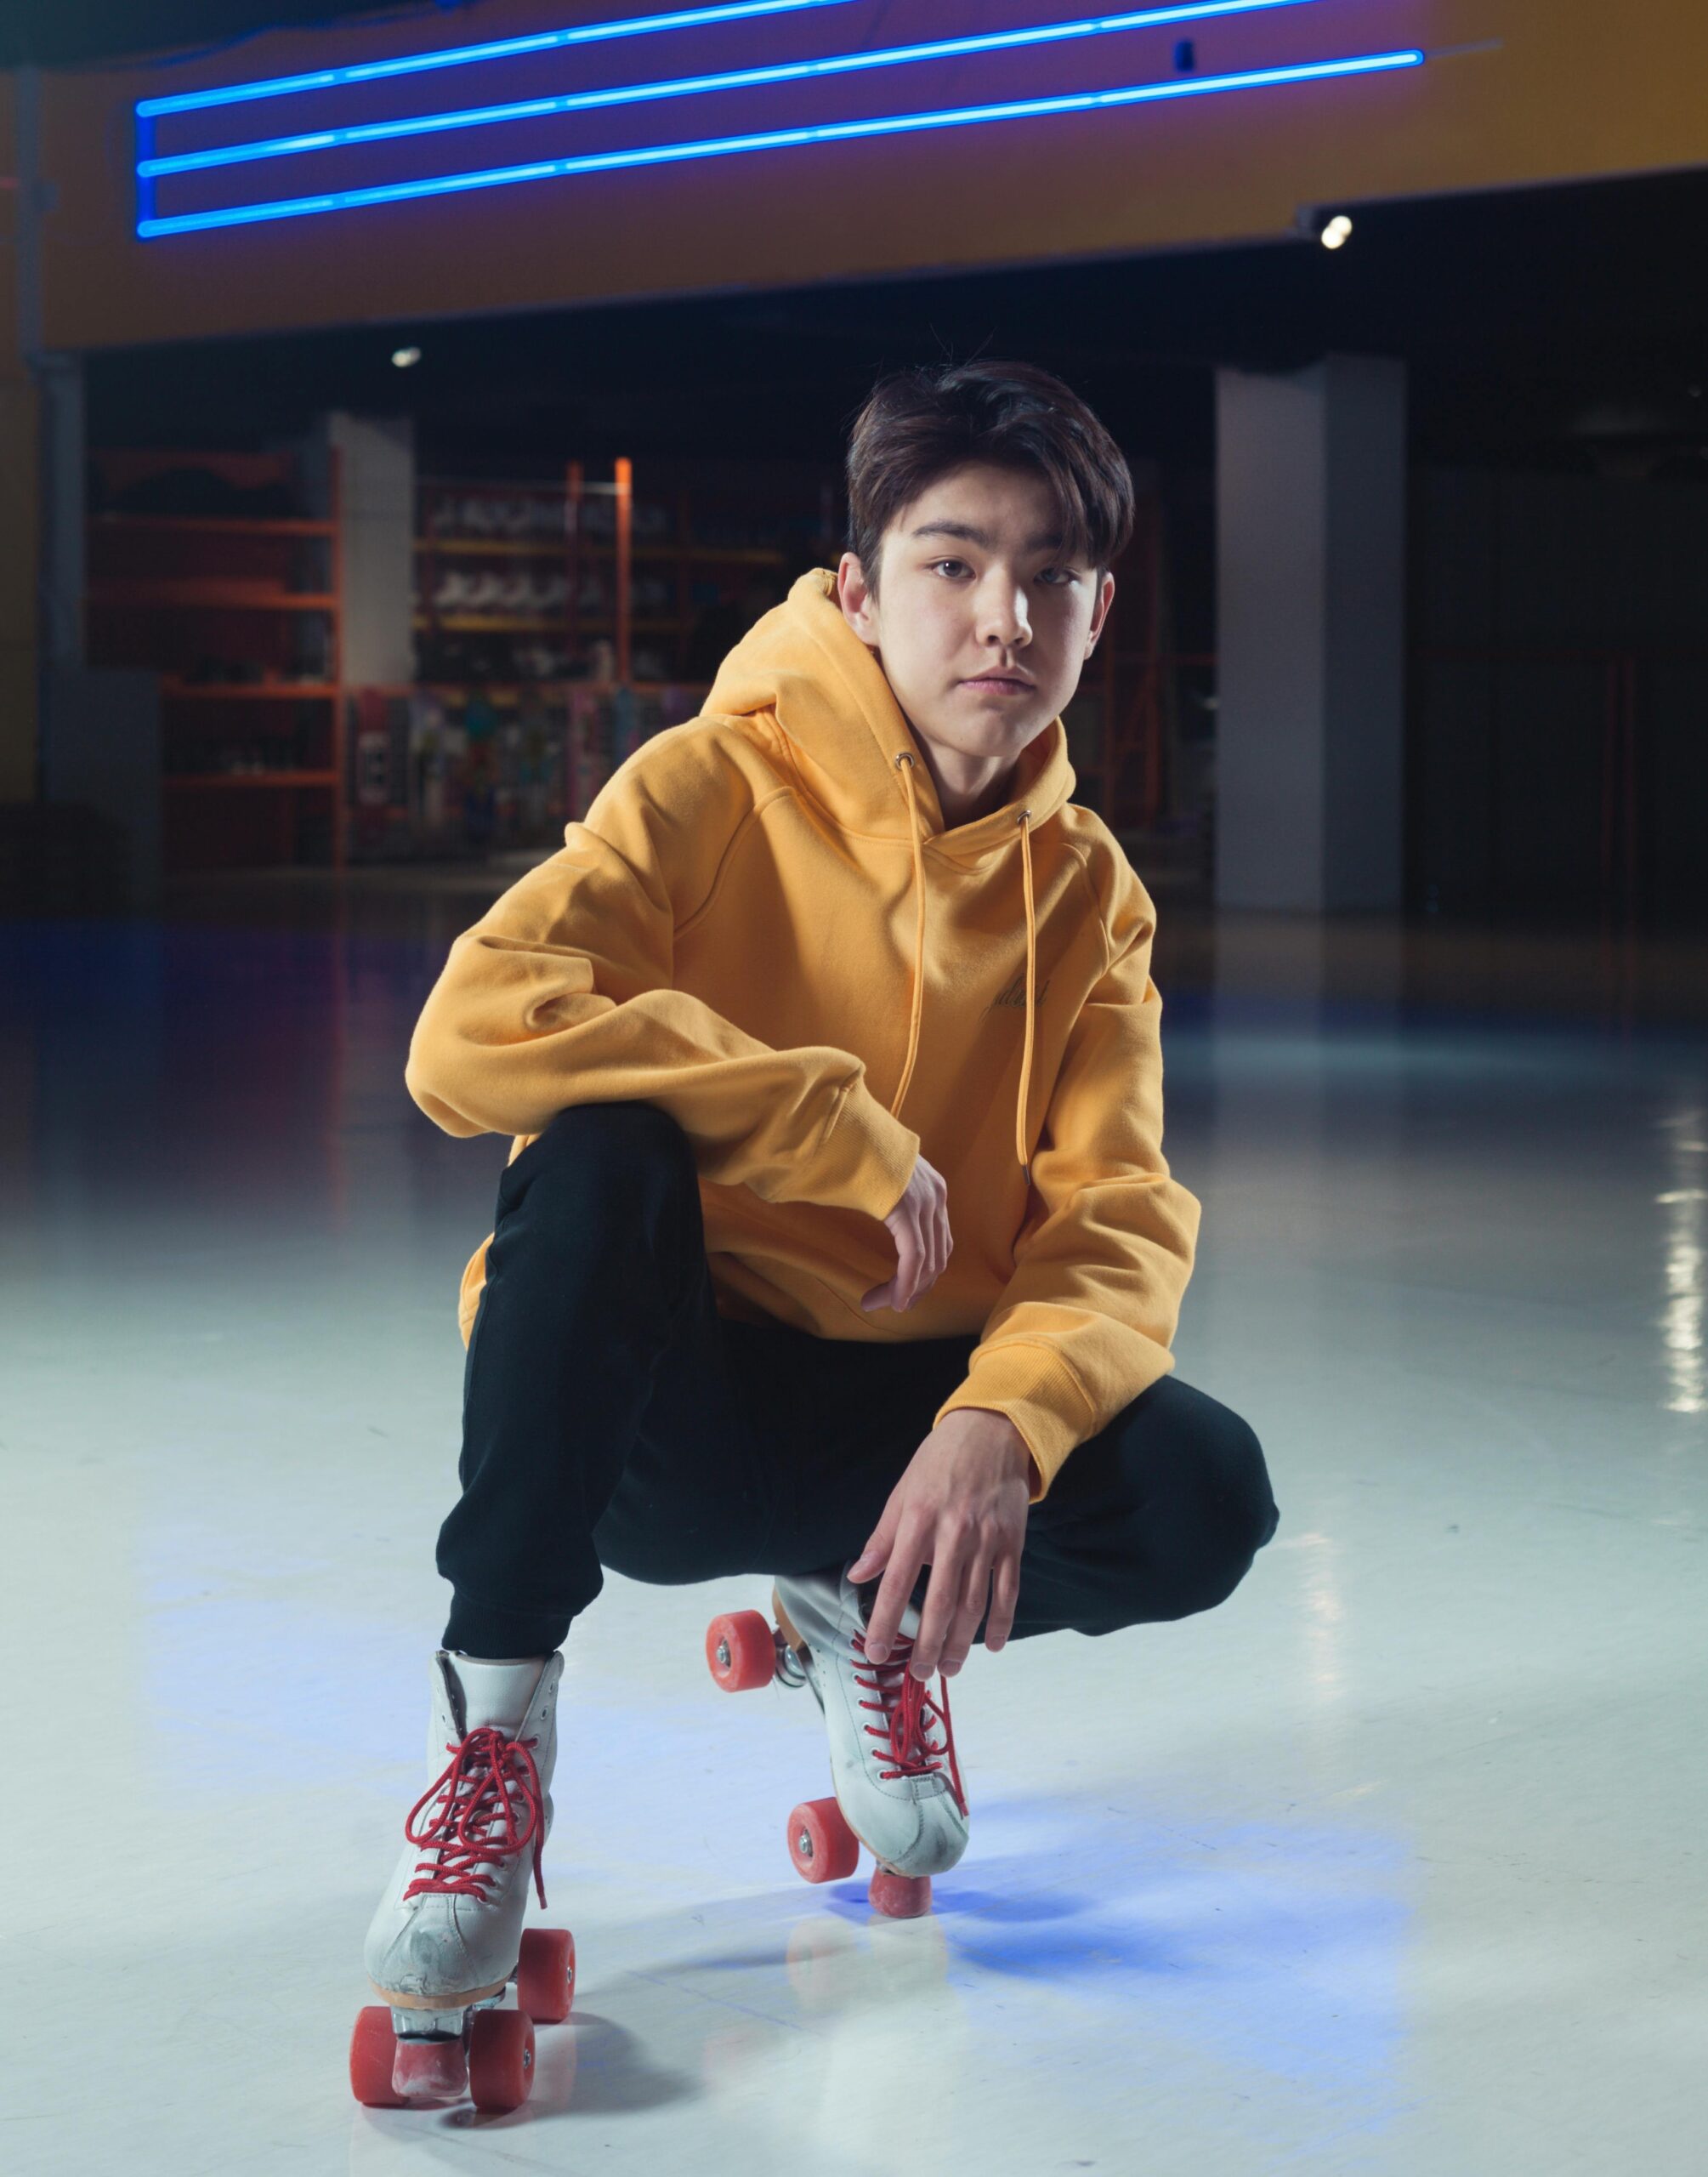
xmin=929 ymin=558 xmax=969 ymax=578
xmin=1038 ymin=566 xmax=1079 ymax=587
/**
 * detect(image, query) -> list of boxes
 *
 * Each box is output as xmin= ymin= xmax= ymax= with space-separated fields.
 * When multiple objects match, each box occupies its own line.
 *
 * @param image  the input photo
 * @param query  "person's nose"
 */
xmin=976 ymin=574 xmax=1031 ymax=654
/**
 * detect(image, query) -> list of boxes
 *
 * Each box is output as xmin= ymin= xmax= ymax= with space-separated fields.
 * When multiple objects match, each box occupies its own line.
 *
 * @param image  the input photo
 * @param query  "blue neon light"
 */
xmin=139 ymin=1 xmax=1338 ymax=180
xmin=135 ymin=0 xmax=859 ymax=117
xmin=136 ymin=49 xmax=1425 ymax=237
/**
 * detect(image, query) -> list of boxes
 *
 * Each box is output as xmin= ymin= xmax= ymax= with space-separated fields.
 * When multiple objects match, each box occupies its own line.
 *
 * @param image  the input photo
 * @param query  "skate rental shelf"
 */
xmin=354 ymin=457 xmax=1185 ymax=870
xmin=82 ymin=435 xmax=1185 ymax=876
xmin=83 ymin=445 xmax=349 ymax=873
xmin=366 ymin=454 xmax=797 ymax=865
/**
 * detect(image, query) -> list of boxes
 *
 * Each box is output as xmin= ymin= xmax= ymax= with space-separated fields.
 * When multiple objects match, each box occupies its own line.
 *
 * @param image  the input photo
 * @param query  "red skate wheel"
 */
xmin=868 ymin=1867 xmax=933 ymax=1918
xmin=349 ymin=2006 xmax=406 ymax=2108
xmin=517 ymin=1926 xmax=576 ymax=2023
xmin=786 ymin=1796 xmax=860 ymax=1884
xmin=468 ymin=2007 xmax=536 ymax=2114
xmin=706 ymin=1610 xmax=776 ymax=1691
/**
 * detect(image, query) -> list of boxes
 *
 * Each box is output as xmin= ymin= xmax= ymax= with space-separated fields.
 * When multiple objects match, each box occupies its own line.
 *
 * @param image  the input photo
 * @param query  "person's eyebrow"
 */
xmin=909 ymin=520 xmax=1067 ymax=552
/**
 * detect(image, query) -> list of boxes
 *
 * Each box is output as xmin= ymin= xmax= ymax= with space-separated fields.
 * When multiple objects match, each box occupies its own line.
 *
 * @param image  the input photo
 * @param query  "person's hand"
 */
xmin=846 ymin=1409 xmax=1032 ymax=1677
xmin=862 ymin=1150 xmax=950 ymax=1314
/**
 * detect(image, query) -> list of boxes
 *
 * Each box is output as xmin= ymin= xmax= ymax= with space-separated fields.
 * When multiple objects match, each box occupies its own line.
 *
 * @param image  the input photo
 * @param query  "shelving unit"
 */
xmin=343 ymin=674 xmax=707 ymax=862
xmin=344 ymin=455 xmax=801 ymax=861
xmin=411 ymin=458 xmax=792 ymax=691
xmin=77 ymin=444 xmax=1173 ymax=873
xmin=85 ymin=449 xmax=346 ymax=873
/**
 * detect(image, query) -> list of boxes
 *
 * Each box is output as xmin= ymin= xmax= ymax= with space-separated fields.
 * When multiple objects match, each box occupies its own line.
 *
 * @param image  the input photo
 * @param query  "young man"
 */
xmin=364 ymin=361 xmax=1279 ymax=2017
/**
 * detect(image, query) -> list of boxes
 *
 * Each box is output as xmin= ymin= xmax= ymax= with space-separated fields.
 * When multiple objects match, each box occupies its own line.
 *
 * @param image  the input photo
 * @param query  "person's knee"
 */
xmin=533 ymin=1097 xmax=693 ymax=1165
xmin=1186 ymin=1405 xmax=1279 ymax=1609
xmin=1218 ymin=1409 xmax=1280 ymax=1558
xmin=1111 ymin=1390 xmax=1275 ymax=1619
xmin=510 ymin=1099 xmax=697 ymax=1206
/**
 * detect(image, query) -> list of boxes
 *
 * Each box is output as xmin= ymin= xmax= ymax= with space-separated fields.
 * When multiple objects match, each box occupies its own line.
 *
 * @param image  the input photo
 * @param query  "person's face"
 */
xmin=837 ymin=460 xmax=1115 ymax=778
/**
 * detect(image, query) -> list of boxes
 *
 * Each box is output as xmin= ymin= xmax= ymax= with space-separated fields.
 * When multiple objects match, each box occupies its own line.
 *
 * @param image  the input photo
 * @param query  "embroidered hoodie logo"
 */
xmin=986 ymin=969 xmax=1049 ymax=1013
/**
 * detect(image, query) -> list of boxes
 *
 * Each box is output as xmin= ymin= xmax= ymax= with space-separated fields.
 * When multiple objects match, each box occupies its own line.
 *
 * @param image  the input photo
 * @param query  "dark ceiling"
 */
xmin=3 ymin=0 xmax=410 ymax=70
xmin=82 ymin=161 xmax=1708 ymax=482
xmin=14 ymin=9 xmax=1708 ymax=480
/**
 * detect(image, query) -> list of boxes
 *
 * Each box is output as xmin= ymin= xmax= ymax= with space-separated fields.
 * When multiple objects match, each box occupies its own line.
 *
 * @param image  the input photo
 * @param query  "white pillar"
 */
xmin=322 ymin=411 xmax=416 ymax=686
xmin=1214 ymin=354 xmax=1406 ymax=912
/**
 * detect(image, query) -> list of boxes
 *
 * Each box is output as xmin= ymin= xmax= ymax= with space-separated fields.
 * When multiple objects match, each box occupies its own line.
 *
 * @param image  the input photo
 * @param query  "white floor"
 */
xmin=4 ymin=898 xmax=1704 ymax=2176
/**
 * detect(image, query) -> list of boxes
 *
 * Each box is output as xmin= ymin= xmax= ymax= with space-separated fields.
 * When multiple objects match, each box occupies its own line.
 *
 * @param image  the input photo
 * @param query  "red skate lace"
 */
xmin=851 ymin=1631 xmax=968 ymax=1818
xmin=401 ymin=1725 xmax=547 ymax=1909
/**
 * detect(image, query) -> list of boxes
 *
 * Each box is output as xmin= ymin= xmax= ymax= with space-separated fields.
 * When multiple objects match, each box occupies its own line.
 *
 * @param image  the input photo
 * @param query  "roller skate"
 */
xmin=352 ymin=1651 xmax=576 ymax=2115
xmin=705 ymin=1565 xmax=968 ymax=1918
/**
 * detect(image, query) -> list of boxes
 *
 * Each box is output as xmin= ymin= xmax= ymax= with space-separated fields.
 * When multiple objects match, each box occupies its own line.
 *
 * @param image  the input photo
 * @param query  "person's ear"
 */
xmin=837 ymin=551 xmax=882 ymax=645
xmin=1084 ymin=570 xmax=1115 ymax=657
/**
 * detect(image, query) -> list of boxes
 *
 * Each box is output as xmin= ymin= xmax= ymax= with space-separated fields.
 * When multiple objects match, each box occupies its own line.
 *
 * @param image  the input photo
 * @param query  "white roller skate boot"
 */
xmin=364 ymin=1653 xmax=562 ymax=2042
xmin=771 ymin=1565 xmax=969 ymax=1884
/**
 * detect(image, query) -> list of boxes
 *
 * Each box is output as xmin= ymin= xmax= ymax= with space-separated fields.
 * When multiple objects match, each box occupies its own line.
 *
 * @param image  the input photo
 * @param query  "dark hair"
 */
xmin=844 ymin=358 xmax=1134 ymax=595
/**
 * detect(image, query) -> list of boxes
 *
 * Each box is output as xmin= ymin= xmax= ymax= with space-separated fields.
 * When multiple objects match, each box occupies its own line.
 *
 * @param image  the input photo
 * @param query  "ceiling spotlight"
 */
xmin=390 ymin=344 xmax=422 ymax=368
xmin=1319 ymin=213 xmax=1353 ymax=250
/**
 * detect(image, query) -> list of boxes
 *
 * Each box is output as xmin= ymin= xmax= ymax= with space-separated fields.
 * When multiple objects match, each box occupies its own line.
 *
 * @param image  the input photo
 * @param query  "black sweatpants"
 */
xmin=440 ymin=1100 xmax=1280 ymax=1658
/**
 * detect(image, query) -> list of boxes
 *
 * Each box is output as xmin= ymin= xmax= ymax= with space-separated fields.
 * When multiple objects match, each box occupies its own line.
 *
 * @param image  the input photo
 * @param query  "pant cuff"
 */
xmin=442 ymin=1590 xmax=570 ymax=1658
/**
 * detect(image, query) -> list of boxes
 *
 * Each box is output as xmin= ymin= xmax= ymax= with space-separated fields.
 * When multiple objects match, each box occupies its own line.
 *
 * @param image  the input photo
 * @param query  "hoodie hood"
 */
xmin=707 ymin=568 xmax=1078 ymax=1185
xmin=706 ymin=568 xmax=1075 ymax=847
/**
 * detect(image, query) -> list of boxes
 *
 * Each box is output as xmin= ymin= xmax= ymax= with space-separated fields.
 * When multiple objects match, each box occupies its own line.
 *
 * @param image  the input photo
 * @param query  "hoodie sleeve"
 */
xmin=930 ymin=855 xmax=1200 ymax=1502
xmin=403 ymin=725 xmax=921 ymax=1221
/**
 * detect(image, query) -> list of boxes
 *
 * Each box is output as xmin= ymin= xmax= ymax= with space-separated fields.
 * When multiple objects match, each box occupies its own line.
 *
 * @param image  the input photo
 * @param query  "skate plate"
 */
xmin=350 ymin=1926 xmax=574 ymax=2114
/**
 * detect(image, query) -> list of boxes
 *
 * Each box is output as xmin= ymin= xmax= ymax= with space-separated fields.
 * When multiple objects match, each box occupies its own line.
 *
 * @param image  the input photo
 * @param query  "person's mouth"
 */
xmin=961 ymin=671 xmax=1036 ymax=694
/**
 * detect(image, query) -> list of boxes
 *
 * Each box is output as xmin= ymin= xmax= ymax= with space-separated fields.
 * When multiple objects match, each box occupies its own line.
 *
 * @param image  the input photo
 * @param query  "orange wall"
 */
xmin=17 ymin=0 xmax=1708 ymax=350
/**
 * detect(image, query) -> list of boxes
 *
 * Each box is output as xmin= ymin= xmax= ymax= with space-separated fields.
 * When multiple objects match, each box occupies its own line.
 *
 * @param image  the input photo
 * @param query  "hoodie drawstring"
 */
xmin=890 ymin=754 xmax=929 ymax=1121
xmin=1015 ymin=804 xmax=1036 ymax=1190
xmin=892 ymin=752 xmax=1036 ymax=1189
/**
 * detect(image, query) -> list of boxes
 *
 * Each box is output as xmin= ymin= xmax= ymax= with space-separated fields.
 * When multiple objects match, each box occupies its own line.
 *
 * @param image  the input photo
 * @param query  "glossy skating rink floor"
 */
xmin=5 ymin=872 xmax=1705 ymax=2177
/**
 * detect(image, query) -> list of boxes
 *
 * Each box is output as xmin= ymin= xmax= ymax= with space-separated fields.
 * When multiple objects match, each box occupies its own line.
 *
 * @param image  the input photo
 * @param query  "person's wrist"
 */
xmin=959 ymin=1407 xmax=1038 ymax=1492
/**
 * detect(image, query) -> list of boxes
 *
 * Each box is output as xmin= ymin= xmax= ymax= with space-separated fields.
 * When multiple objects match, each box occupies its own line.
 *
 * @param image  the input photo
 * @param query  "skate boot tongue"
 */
xmin=844 ymin=1572 xmax=967 ymax=1822
xmin=409 ymin=1655 xmax=560 ymax=1916
xmin=443 ymin=1654 xmax=550 ymax=1737
xmin=850 ymin=1570 xmax=925 ymax=1646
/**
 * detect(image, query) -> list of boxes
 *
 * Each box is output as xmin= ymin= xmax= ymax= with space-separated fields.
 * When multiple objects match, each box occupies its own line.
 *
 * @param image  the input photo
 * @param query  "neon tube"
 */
xmin=136 ymin=49 xmax=1425 ymax=237
xmin=136 ymin=0 xmax=860 ymax=117
xmin=140 ymin=1 xmax=1342 ymax=180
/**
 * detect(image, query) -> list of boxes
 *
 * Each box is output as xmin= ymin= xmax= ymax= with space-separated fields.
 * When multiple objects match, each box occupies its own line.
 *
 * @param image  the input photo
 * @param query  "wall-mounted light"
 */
xmin=1296 ymin=205 xmax=1355 ymax=248
xmin=391 ymin=344 xmax=422 ymax=367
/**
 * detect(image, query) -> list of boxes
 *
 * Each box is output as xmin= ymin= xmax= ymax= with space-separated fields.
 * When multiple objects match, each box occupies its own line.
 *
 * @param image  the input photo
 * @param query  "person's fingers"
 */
xmin=907 ymin=1520 xmax=971 ymax=1678
xmin=938 ymin=1549 xmax=992 ymax=1676
xmin=902 ymin=1216 xmax=928 ymax=1309
xmin=928 ymin=1202 xmax=950 ymax=1295
xmin=863 ymin=1515 xmax=928 ymax=1662
xmin=904 ymin=1198 xmax=945 ymax=1307
xmin=864 ymin=1219 xmax=919 ymax=1311
xmin=846 ymin=1494 xmax=899 ymax=1584
xmin=985 ymin=1546 xmax=1022 ymax=1651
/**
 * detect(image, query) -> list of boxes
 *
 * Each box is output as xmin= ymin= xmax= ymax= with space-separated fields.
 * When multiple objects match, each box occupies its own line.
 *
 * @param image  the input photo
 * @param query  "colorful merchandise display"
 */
xmin=343 ymin=681 xmax=704 ymax=861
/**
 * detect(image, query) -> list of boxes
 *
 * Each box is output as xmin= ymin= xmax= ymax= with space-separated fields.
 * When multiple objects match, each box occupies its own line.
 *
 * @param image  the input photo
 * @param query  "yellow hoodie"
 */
xmin=404 ymin=568 xmax=1200 ymax=1502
